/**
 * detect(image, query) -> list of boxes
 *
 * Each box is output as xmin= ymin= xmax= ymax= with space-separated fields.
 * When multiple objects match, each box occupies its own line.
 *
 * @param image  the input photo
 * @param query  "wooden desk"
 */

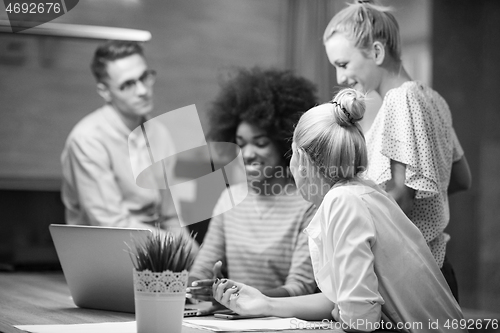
xmin=0 ymin=272 xmax=136 ymax=333
xmin=0 ymin=272 xmax=344 ymax=333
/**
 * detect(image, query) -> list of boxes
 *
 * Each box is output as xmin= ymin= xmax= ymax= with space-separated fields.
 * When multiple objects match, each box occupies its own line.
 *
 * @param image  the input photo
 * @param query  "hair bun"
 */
xmin=330 ymin=88 xmax=366 ymax=127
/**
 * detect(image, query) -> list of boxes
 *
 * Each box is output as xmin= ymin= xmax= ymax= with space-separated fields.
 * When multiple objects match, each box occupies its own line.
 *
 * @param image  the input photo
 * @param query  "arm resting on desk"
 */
xmin=213 ymin=280 xmax=334 ymax=321
xmin=268 ymin=293 xmax=334 ymax=321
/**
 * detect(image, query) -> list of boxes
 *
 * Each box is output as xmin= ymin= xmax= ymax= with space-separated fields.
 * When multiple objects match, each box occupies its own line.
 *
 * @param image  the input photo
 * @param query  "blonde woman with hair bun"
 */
xmin=323 ymin=0 xmax=471 ymax=301
xmin=293 ymin=88 xmax=367 ymax=188
xmin=212 ymin=88 xmax=465 ymax=333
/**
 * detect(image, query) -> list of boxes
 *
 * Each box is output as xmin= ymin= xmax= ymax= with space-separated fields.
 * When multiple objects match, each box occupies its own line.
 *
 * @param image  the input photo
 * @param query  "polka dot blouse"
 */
xmin=365 ymin=81 xmax=464 ymax=268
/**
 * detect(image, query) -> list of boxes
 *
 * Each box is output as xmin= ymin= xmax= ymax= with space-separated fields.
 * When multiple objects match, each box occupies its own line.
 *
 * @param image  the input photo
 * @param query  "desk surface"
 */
xmin=0 ymin=272 xmax=345 ymax=333
xmin=0 ymin=272 xmax=136 ymax=333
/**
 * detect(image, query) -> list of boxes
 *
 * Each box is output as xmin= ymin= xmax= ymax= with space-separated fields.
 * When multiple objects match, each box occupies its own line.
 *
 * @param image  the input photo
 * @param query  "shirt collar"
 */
xmin=101 ymin=104 xmax=150 ymax=141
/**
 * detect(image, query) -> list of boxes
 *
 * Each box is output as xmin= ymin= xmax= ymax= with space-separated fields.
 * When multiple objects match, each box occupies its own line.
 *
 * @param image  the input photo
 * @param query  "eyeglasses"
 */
xmin=117 ymin=69 xmax=157 ymax=93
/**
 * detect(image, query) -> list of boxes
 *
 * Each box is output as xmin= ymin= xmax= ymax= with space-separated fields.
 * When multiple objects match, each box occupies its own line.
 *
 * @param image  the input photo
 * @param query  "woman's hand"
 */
xmin=187 ymin=261 xmax=224 ymax=301
xmin=186 ymin=276 xmax=227 ymax=315
xmin=212 ymin=279 xmax=271 ymax=317
xmin=187 ymin=277 xmax=216 ymax=302
xmin=187 ymin=261 xmax=227 ymax=315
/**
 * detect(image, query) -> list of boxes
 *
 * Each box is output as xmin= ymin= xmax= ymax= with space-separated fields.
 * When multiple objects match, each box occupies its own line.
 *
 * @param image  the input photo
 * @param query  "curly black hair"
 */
xmin=207 ymin=67 xmax=318 ymax=166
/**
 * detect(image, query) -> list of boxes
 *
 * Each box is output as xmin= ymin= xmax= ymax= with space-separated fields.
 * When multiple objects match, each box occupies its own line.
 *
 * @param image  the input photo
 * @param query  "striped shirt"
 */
xmin=189 ymin=183 xmax=317 ymax=296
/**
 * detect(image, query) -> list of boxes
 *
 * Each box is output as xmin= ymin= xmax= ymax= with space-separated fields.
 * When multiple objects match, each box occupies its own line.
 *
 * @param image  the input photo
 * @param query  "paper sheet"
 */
xmin=183 ymin=317 xmax=308 ymax=331
xmin=16 ymin=317 xmax=308 ymax=332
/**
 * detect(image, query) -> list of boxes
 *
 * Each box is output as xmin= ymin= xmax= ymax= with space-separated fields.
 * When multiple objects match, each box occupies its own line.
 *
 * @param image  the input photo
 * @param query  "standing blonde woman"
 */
xmin=322 ymin=0 xmax=471 ymax=301
xmin=212 ymin=88 xmax=465 ymax=333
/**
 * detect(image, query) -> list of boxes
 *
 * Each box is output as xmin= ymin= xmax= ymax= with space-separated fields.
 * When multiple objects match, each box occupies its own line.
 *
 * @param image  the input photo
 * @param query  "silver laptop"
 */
xmin=49 ymin=224 xmax=200 ymax=316
xmin=49 ymin=224 xmax=152 ymax=313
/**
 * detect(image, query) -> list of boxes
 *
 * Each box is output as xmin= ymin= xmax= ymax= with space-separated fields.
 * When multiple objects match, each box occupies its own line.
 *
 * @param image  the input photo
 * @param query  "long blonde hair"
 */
xmin=323 ymin=0 xmax=401 ymax=62
xmin=293 ymin=88 xmax=367 ymax=184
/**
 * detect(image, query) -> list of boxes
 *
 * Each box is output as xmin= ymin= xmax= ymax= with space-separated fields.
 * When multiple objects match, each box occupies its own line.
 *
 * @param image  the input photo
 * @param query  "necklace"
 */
xmin=253 ymin=194 xmax=280 ymax=220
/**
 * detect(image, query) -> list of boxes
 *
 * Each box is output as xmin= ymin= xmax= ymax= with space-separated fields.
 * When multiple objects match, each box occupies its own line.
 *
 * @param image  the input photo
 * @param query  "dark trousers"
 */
xmin=441 ymin=256 xmax=459 ymax=303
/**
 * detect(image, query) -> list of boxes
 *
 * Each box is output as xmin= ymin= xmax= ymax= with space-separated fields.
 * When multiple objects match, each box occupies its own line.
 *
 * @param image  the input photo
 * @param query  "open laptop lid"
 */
xmin=49 ymin=224 xmax=152 ymax=313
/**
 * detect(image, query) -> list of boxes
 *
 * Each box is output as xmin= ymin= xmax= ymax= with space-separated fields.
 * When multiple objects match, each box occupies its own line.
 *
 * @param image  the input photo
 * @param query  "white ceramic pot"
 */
xmin=133 ymin=269 xmax=188 ymax=333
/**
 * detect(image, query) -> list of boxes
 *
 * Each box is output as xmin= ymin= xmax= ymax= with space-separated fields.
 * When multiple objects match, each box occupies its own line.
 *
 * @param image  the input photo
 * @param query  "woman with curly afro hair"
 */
xmin=187 ymin=67 xmax=319 ymax=315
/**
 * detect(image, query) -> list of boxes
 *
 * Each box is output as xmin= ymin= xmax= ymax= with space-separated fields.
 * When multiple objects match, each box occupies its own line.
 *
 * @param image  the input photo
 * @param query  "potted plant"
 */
xmin=128 ymin=228 xmax=196 ymax=333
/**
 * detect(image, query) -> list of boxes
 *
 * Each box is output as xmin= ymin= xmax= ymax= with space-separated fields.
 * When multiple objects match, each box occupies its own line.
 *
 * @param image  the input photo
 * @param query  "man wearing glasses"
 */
xmin=61 ymin=40 xmax=178 ymax=230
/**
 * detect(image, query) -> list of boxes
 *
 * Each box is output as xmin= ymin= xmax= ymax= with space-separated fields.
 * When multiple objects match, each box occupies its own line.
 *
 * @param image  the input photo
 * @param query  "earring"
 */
xmin=299 ymin=166 xmax=307 ymax=175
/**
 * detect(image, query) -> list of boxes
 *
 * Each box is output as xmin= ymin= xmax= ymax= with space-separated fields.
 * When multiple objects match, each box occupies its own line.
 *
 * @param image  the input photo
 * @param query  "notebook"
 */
xmin=49 ymin=224 xmax=198 ymax=316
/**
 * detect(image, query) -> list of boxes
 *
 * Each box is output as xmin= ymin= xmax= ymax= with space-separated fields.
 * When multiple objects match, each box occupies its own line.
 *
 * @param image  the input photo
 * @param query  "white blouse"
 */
xmin=365 ymin=81 xmax=464 ymax=267
xmin=305 ymin=179 xmax=465 ymax=333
